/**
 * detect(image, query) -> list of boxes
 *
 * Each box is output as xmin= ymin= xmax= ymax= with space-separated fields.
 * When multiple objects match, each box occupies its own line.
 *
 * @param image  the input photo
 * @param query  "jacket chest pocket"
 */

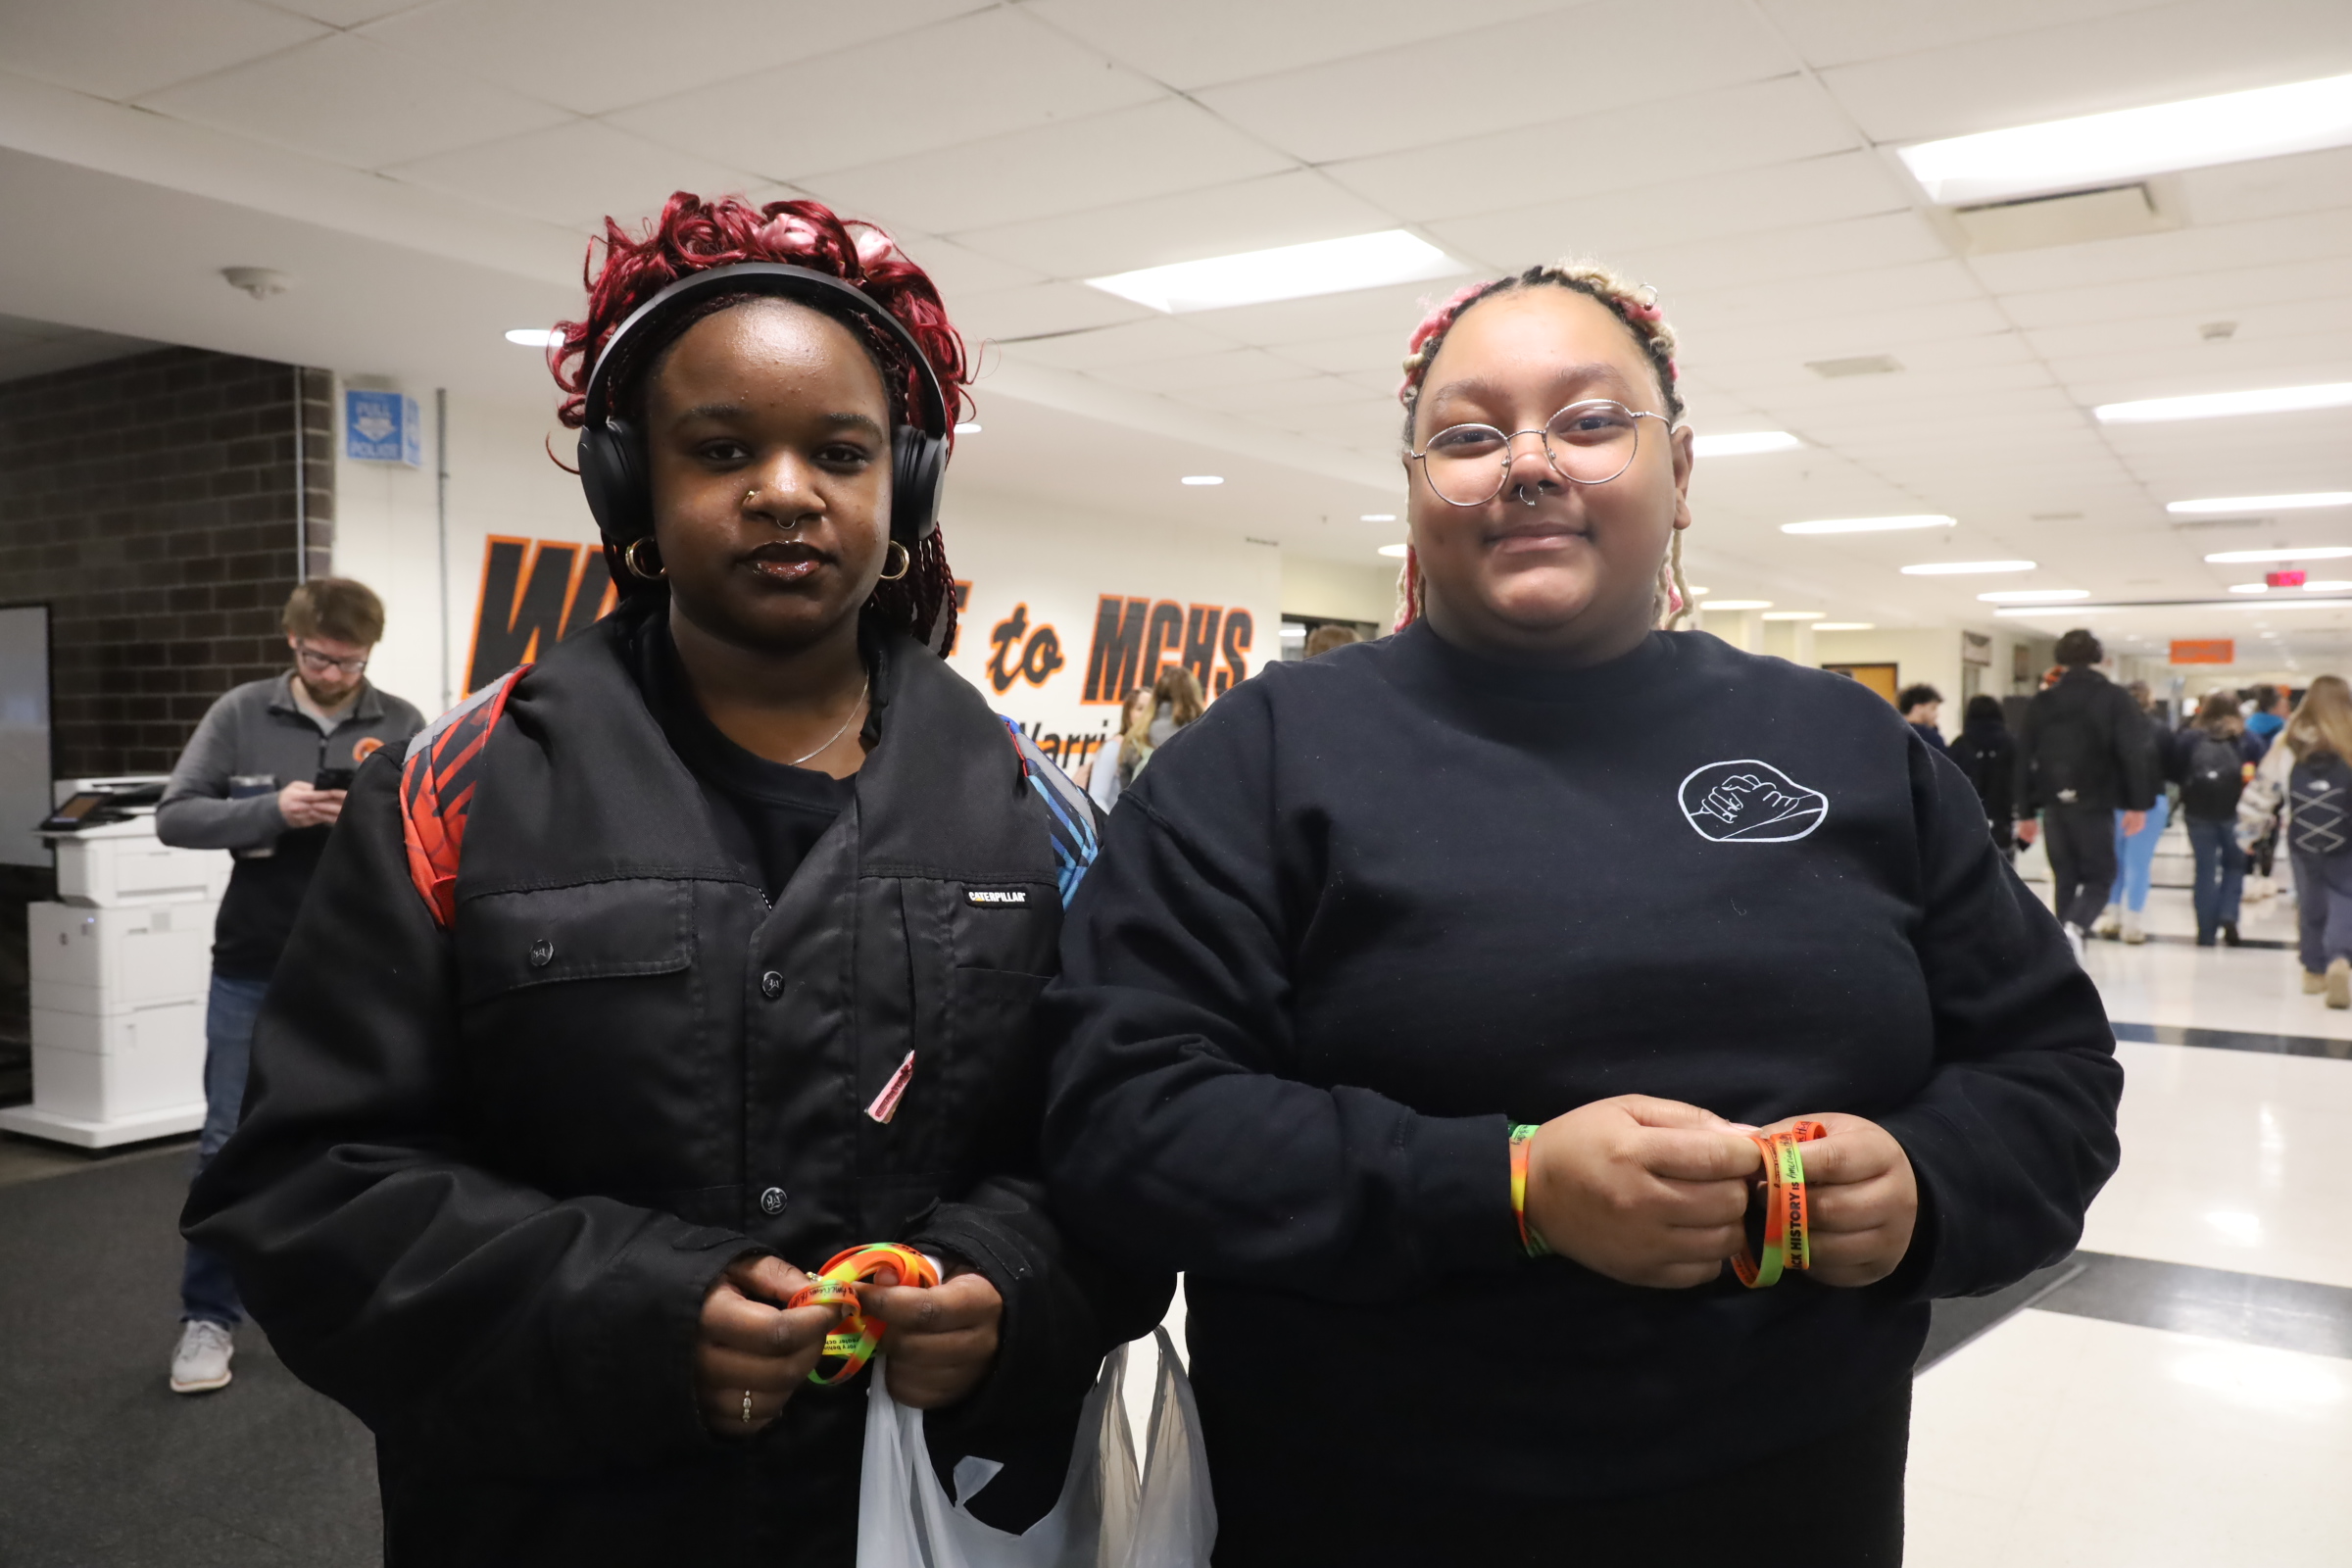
xmin=452 ymin=879 xmax=709 ymax=1193
xmin=457 ymin=879 xmax=695 ymax=1003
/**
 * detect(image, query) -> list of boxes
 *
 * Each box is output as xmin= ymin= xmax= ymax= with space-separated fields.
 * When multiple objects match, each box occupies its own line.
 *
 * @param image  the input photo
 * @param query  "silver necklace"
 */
xmin=789 ymin=678 xmax=869 ymax=766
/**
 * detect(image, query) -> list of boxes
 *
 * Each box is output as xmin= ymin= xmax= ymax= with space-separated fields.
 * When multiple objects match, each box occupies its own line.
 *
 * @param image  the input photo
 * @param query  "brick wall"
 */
xmin=0 ymin=347 xmax=333 ymax=779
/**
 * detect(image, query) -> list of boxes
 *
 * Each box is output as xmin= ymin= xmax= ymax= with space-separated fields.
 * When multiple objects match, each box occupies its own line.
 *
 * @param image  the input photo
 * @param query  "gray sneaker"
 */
xmin=170 ymin=1319 xmax=235 ymax=1394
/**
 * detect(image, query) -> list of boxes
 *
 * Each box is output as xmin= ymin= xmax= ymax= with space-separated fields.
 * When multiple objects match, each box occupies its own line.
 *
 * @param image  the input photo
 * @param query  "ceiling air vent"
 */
xmin=1807 ymin=354 xmax=1902 ymax=379
xmin=2170 ymin=515 xmax=2264 ymax=531
xmin=1950 ymin=182 xmax=2180 ymax=254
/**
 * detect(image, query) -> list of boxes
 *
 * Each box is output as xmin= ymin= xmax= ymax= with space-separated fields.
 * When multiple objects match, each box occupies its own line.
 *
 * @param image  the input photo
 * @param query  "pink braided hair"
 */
xmin=1391 ymin=260 xmax=1689 ymax=635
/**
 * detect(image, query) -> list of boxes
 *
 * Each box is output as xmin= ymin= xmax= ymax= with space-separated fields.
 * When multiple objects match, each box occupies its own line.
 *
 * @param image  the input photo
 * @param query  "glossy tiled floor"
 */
xmin=1906 ymin=865 xmax=2352 ymax=1564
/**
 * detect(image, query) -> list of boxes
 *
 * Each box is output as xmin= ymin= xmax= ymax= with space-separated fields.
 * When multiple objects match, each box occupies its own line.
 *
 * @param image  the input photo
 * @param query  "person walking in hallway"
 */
xmin=2178 ymin=692 xmax=2250 ymax=947
xmin=153 ymin=579 xmax=422 ymax=1395
xmin=1947 ymin=694 xmax=2017 ymax=855
xmin=2096 ymin=680 xmax=2176 ymax=945
xmin=2013 ymin=628 xmax=2157 ymax=958
xmin=2250 ymin=676 xmax=2352 ymax=1007
xmin=1899 ymin=684 xmax=1946 ymax=752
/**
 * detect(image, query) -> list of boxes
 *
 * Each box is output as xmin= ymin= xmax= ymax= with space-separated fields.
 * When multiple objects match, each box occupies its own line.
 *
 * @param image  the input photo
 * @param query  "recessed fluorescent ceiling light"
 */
xmin=1701 ymin=599 xmax=1773 ymax=611
xmin=1688 ymin=586 xmax=1711 ymax=596
xmin=2205 ymin=546 xmax=2352 ymax=563
xmin=505 ymin=327 xmax=562 ymax=346
xmin=1979 ymin=588 xmax=2090 ymax=603
xmin=2097 ymin=383 xmax=2352 ymax=422
xmin=1691 ymin=431 xmax=1800 ymax=458
xmin=1087 ymin=230 xmax=1463 ymax=314
xmin=1781 ymin=514 xmax=1956 ymax=535
xmin=1181 ymin=475 xmax=1224 ymax=486
xmin=2230 ymin=583 xmax=2272 ymax=593
xmin=1377 ymin=543 xmax=1408 ymax=558
xmin=2169 ymin=492 xmax=2352 ymax=514
xmin=953 ymin=420 xmax=981 ymax=434
xmin=1361 ymin=513 xmax=1396 ymax=522
xmin=1900 ymin=560 xmax=2035 ymax=575
xmin=1992 ymin=598 xmax=2352 ymax=617
xmin=1898 ymin=73 xmax=2352 ymax=204
xmin=1761 ymin=611 xmax=1825 ymax=620
xmin=2305 ymin=579 xmax=2352 ymax=591
xmin=1813 ymin=622 xmax=1875 ymax=631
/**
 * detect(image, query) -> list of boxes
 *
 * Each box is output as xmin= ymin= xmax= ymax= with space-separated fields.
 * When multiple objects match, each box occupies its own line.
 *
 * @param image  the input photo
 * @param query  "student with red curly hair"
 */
xmin=1042 ymin=262 xmax=2122 ymax=1563
xmin=186 ymin=194 xmax=1165 ymax=1562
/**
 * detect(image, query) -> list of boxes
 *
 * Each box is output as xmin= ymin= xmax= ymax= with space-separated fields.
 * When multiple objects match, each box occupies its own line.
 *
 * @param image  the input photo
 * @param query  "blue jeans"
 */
xmin=2110 ymin=796 xmax=2171 ymax=912
xmin=2185 ymin=817 xmax=2243 ymax=940
xmin=2292 ymin=849 xmax=2352 ymax=976
xmin=181 ymin=973 xmax=269 ymax=1326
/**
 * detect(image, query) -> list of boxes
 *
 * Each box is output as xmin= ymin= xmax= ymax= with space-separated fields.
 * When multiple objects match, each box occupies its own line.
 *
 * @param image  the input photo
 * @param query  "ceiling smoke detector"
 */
xmin=1806 ymin=354 xmax=1902 ymax=379
xmin=221 ymin=267 xmax=294 ymax=300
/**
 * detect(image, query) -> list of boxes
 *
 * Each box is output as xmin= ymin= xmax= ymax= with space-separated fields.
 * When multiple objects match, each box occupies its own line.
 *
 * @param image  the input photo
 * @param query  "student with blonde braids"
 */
xmin=1042 ymin=259 xmax=2122 ymax=1564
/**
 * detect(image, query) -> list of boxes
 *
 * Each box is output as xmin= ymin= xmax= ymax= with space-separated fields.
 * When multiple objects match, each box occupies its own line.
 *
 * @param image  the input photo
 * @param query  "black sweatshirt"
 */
xmin=1040 ymin=623 xmax=2122 ymax=1536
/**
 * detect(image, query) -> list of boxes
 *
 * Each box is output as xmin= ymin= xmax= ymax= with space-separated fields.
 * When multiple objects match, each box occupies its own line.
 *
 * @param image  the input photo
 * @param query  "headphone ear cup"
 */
xmin=890 ymin=424 xmax=945 ymax=546
xmin=578 ymin=417 xmax=652 ymax=545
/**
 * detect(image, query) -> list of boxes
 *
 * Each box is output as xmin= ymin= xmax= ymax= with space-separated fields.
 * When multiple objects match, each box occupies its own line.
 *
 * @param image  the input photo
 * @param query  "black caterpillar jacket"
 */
xmin=184 ymin=605 xmax=1168 ymax=1564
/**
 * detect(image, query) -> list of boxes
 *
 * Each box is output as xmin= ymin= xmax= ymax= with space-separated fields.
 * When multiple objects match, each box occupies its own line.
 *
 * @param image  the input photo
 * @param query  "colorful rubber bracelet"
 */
xmin=786 ymin=1242 xmax=943 ymax=1386
xmin=1509 ymin=1124 xmax=1551 ymax=1257
xmin=1732 ymin=1120 xmax=1828 ymax=1289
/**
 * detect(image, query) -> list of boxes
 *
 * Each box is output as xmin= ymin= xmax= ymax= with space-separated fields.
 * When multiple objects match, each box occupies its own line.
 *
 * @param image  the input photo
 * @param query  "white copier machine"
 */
xmin=0 ymin=777 xmax=231 ymax=1148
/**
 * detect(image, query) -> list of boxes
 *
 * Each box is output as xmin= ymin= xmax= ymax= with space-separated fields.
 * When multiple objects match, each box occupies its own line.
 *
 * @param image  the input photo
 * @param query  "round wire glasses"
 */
xmin=1407 ymin=399 xmax=1670 ymax=506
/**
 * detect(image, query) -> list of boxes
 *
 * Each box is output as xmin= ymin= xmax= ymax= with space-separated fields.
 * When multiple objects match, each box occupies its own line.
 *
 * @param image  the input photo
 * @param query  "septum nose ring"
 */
xmin=1514 ymin=482 xmax=1543 ymax=507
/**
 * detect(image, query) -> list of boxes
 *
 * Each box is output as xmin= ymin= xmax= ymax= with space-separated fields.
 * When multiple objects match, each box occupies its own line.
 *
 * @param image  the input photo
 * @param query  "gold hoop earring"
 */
xmin=622 ymin=536 xmax=666 ymax=581
xmin=876 ymin=540 xmax=910 ymax=582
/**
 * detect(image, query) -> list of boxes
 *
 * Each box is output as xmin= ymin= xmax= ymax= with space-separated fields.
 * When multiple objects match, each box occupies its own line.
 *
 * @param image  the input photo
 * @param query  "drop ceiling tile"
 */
xmin=384 ymin=120 xmax=766 ymax=230
xmin=1321 ymin=75 xmax=1860 ymax=225
xmin=1428 ymin=150 xmax=1912 ymax=268
xmin=804 ymin=98 xmax=1293 ymax=237
xmin=138 ymin=33 xmax=570 ymax=169
xmin=892 ymin=235 xmax=1050 ymax=303
xmin=1174 ymin=375 xmax=1386 ymax=415
xmin=2180 ymin=144 xmax=2352 ymax=227
xmin=1025 ymin=0 xmax=1568 ymax=90
xmin=1817 ymin=0 xmax=2352 ymax=144
xmin=2034 ymin=324 xmax=2352 ymax=387
xmin=993 ymin=317 xmax=1241 ymax=372
xmin=949 ymin=169 xmax=1396 ymax=279
xmin=609 ymin=9 xmax=1161 ymax=181
xmin=0 ymin=0 xmax=326 ymax=101
xmin=1172 ymin=279 xmax=1473 ymax=354
xmin=1672 ymin=259 xmax=1986 ymax=334
xmin=1758 ymin=0 xmax=2175 ymax=71
xmin=1195 ymin=0 xmax=1799 ymax=166
xmin=1628 ymin=211 xmax=1953 ymax=299
xmin=1970 ymin=210 xmax=2352 ymax=301
xmin=367 ymin=0 xmax=977 ymax=117
xmin=1274 ymin=330 xmax=1417 ymax=377
xmin=1090 ymin=347 xmax=1325 ymax=395
xmin=955 ymin=280 xmax=1152 ymax=342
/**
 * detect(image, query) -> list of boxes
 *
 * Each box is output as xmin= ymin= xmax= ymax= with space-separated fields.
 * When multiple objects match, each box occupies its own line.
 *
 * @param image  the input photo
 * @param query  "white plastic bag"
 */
xmin=857 ymin=1329 xmax=1212 ymax=1568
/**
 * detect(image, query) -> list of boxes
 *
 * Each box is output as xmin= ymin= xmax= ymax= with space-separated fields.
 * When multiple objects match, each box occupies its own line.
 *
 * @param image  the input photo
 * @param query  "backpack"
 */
xmin=2289 ymin=753 xmax=2352 ymax=858
xmin=2180 ymin=734 xmax=2247 ymax=821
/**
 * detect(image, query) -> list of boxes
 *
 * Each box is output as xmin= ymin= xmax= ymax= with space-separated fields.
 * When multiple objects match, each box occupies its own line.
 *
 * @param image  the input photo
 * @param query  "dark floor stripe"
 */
xmin=1917 ymin=1257 xmax=2083 ymax=1372
xmin=1921 ymin=1251 xmax=2352 ymax=1369
xmin=2112 ymin=1020 xmax=2352 ymax=1059
xmin=2139 ymin=932 xmax=2291 ymax=950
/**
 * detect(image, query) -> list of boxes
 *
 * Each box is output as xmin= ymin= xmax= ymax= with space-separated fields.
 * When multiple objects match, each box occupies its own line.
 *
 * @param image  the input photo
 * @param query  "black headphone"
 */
xmin=576 ymin=262 xmax=950 ymax=551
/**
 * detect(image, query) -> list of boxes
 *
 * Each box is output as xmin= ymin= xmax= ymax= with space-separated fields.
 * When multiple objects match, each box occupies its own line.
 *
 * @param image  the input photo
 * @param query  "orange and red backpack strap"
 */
xmin=399 ymin=666 xmax=529 ymax=928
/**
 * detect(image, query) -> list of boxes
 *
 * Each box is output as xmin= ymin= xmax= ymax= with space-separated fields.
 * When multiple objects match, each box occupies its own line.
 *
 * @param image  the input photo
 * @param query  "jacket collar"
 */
xmin=464 ymin=602 xmax=1045 ymax=894
xmin=269 ymin=670 xmax=388 ymax=724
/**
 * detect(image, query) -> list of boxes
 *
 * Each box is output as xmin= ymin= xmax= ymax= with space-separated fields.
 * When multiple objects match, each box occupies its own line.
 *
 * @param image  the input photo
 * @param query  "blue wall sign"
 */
xmin=345 ymin=389 xmax=422 ymax=467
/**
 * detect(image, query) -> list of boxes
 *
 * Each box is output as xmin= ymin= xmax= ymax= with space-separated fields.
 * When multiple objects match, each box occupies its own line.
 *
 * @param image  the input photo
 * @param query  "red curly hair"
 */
xmin=552 ymin=192 xmax=970 ymax=651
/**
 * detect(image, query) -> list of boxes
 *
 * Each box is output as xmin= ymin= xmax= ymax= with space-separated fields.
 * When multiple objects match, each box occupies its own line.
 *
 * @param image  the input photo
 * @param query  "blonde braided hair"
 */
xmin=1392 ymin=259 xmax=1690 ymax=634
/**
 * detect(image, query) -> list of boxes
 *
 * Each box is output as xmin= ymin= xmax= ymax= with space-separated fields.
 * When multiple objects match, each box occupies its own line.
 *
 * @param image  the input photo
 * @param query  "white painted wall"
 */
xmin=1281 ymin=555 xmax=1396 ymax=627
xmin=328 ymin=380 xmax=1280 ymax=768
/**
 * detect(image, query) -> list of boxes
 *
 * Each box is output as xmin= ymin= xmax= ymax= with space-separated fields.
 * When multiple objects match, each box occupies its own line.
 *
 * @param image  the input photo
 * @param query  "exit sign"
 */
xmin=2267 ymin=570 xmax=2307 ymax=588
xmin=2172 ymin=639 xmax=2234 ymax=664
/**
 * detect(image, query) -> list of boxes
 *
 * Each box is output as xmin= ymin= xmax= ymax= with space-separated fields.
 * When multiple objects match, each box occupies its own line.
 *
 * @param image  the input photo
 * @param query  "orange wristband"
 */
xmin=786 ymin=1243 xmax=942 ymax=1386
xmin=1732 ymin=1120 xmax=1828 ymax=1289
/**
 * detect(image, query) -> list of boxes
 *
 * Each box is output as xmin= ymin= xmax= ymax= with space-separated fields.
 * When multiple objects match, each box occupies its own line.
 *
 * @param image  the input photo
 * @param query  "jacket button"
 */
xmin=528 ymin=939 xmax=554 ymax=967
xmin=759 ymin=1187 xmax=788 ymax=1216
xmin=760 ymin=969 xmax=784 ymax=1000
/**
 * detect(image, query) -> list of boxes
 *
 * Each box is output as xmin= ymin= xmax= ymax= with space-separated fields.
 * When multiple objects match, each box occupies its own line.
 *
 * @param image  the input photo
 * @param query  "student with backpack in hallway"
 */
xmin=2177 ymin=692 xmax=2251 ymax=948
xmin=2013 ymin=629 xmax=2159 ymax=959
xmin=2242 ymin=676 xmax=2352 ymax=1006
